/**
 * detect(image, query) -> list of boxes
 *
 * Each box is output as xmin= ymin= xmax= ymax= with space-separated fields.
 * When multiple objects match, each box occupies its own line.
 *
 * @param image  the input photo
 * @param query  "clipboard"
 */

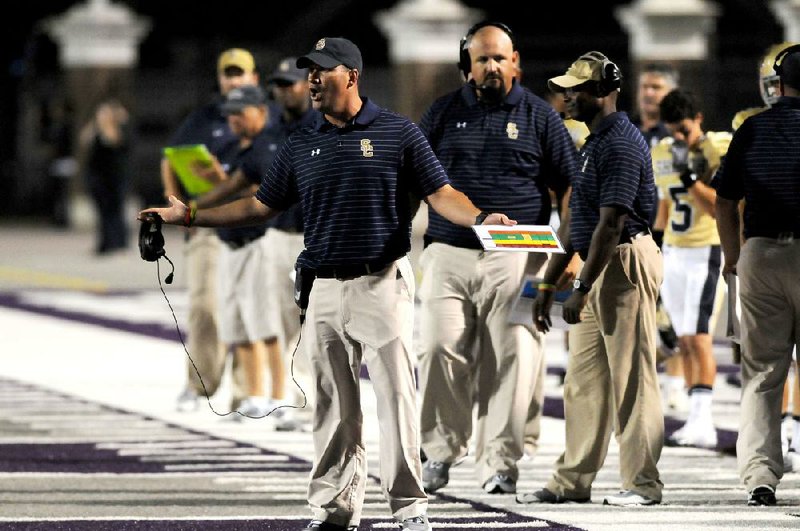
xmin=163 ymin=144 xmax=216 ymax=196
xmin=472 ymin=224 xmax=565 ymax=253
xmin=508 ymin=275 xmax=570 ymax=330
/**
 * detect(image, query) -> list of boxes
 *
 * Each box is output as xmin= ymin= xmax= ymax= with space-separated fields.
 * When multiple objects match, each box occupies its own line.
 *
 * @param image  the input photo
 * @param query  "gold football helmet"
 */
xmin=760 ymin=42 xmax=800 ymax=106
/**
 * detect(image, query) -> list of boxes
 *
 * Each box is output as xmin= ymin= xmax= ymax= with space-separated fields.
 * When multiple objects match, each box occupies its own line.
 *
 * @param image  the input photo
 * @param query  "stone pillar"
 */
xmin=615 ymin=0 xmax=721 ymax=127
xmin=44 ymin=0 xmax=150 ymax=228
xmin=375 ymin=0 xmax=481 ymax=122
xmin=375 ymin=0 xmax=480 ymax=275
xmin=771 ymin=0 xmax=800 ymax=42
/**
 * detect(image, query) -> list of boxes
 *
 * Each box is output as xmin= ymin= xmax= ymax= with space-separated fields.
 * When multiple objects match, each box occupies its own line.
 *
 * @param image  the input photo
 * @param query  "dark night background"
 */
xmin=0 ymin=0 xmax=784 ymax=217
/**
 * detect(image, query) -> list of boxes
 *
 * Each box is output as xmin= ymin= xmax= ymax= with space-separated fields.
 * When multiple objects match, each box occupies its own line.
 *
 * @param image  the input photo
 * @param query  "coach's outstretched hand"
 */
xmin=138 ymin=195 xmax=188 ymax=226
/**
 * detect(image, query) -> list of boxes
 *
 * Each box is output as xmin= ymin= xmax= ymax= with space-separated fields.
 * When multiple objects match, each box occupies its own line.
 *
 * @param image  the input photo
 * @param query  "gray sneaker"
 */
xmin=399 ymin=515 xmax=431 ymax=531
xmin=516 ymin=488 xmax=590 ymax=504
xmin=422 ymin=460 xmax=450 ymax=493
xmin=483 ymin=474 xmax=516 ymax=494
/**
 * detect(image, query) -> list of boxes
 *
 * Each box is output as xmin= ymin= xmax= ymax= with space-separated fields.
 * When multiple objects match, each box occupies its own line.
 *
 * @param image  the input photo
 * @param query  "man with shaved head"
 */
xmin=416 ymin=21 xmax=578 ymax=494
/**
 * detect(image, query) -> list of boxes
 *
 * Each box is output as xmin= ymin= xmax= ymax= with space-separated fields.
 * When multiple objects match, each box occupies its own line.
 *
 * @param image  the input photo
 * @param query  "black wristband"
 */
xmin=475 ymin=211 xmax=489 ymax=225
xmin=679 ymin=170 xmax=698 ymax=189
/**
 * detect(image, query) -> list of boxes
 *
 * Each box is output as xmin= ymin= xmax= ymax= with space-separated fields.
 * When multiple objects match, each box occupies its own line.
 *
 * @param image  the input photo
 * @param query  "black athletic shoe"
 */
xmin=747 ymin=485 xmax=776 ymax=506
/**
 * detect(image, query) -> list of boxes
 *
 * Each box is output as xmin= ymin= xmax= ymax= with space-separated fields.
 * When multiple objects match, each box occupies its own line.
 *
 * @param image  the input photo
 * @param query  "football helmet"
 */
xmin=760 ymin=42 xmax=800 ymax=106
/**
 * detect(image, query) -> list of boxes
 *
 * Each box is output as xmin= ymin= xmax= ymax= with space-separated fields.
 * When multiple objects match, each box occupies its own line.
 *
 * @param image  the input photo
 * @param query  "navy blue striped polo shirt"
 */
xmin=570 ymin=112 xmax=655 ymax=257
xmin=255 ymin=98 xmax=450 ymax=270
xmin=419 ymin=81 xmax=577 ymax=249
xmin=716 ymin=96 xmax=800 ymax=239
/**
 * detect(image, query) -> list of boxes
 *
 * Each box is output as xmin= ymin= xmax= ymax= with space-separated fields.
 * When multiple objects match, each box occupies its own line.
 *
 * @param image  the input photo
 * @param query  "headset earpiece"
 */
xmin=579 ymin=51 xmax=621 ymax=97
xmin=599 ymin=60 xmax=622 ymax=96
xmin=774 ymin=44 xmax=800 ymax=76
xmin=458 ymin=20 xmax=516 ymax=80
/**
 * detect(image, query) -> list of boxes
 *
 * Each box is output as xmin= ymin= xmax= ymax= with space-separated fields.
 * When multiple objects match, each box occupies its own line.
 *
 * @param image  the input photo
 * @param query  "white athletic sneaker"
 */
xmin=175 ymin=387 xmax=201 ymax=413
xmin=666 ymin=422 xmax=717 ymax=449
xmin=235 ymin=396 xmax=271 ymax=419
xmin=603 ymin=490 xmax=660 ymax=506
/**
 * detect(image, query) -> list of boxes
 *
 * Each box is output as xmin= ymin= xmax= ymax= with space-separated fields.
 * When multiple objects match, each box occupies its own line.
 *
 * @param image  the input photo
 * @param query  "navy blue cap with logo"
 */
xmin=296 ymin=37 xmax=363 ymax=72
xmin=221 ymin=85 xmax=266 ymax=115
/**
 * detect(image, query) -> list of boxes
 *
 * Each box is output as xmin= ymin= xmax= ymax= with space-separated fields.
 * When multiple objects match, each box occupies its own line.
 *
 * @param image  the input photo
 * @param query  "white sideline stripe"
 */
xmin=0 ymin=434 xmax=205 ymax=443
xmin=119 ymin=447 xmax=258 ymax=456
xmin=100 ymin=440 xmax=234 ymax=450
xmin=164 ymin=462 xmax=307 ymax=471
xmin=143 ymin=454 xmax=288 ymax=462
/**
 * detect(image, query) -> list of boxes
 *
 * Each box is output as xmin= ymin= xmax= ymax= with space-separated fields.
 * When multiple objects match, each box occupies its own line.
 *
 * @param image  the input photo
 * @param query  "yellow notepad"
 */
xmin=163 ymin=144 xmax=215 ymax=196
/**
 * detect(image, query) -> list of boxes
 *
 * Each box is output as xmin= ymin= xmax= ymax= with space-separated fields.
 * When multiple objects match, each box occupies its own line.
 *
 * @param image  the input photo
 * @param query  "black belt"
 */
xmin=223 ymin=234 xmax=264 ymax=250
xmin=314 ymin=258 xmax=398 ymax=280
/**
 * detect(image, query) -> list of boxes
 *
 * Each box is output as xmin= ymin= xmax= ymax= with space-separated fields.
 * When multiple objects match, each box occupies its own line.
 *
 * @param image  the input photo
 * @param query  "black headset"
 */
xmin=139 ymin=212 xmax=175 ymax=284
xmin=139 ymin=212 xmax=166 ymax=262
xmin=774 ymin=44 xmax=800 ymax=76
xmin=458 ymin=21 xmax=516 ymax=79
xmin=580 ymin=51 xmax=622 ymax=96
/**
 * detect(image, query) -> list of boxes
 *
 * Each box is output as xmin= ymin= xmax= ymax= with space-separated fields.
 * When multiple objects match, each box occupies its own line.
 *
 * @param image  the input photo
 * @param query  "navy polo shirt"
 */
xmin=716 ymin=96 xmax=800 ymax=239
xmin=215 ymin=129 xmax=271 ymax=244
xmin=255 ymin=98 xmax=450 ymax=270
xmin=570 ymin=112 xmax=655 ymax=257
xmin=420 ymin=81 xmax=577 ymax=249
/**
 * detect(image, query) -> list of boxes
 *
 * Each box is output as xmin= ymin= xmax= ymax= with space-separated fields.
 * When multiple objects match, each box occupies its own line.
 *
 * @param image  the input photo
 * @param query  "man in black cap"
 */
xmin=716 ymin=44 xmax=800 ymax=507
xmin=140 ymin=36 xmax=515 ymax=531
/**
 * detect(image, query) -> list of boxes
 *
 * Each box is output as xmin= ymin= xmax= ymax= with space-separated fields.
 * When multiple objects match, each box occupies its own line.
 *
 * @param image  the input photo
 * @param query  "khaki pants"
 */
xmin=547 ymin=236 xmax=664 ymax=501
xmin=417 ymin=243 xmax=545 ymax=485
xmin=737 ymin=238 xmax=800 ymax=491
xmin=303 ymin=257 xmax=426 ymax=527
xmin=262 ymin=229 xmax=305 ymax=350
xmin=185 ymin=228 xmax=245 ymax=406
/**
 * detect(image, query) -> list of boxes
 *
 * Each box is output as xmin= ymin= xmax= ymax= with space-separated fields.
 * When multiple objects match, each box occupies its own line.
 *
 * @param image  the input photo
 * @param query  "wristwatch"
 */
xmin=573 ymin=278 xmax=592 ymax=294
xmin=475 ymin=211 xmax=489 ymax=225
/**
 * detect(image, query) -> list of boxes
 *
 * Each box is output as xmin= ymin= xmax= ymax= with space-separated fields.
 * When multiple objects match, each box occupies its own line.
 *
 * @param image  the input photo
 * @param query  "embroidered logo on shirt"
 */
xmin=311 ymin=148 xmax=321 ymax=156
xmin=360 ymin=139 xmax=374 ymax=157
xmin=506 ymin=122 xmax=519 ymax=140
xmin=456 ymin=122 xmax=467 ymax=129
xmin=212 ymin=128 xmax=225 ymax=138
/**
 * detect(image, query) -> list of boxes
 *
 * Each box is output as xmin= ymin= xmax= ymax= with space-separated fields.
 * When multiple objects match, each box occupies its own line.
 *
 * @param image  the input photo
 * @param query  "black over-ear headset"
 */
xmin=458 ymin=21 xmax=516 ymax=79
xmin=579 ymin=51 xmax=622 ymax=97
xmin=774 ymin=44 xmax=800 ymax=76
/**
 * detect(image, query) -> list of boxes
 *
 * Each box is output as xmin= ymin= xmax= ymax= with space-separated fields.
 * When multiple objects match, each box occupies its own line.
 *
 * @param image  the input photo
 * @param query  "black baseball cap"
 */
xmin=268 ymin=57 xmax=307 ymax=84
xmin=221 ymin=85 xmax=266 ymax=114
xmin=297 ymin=37 xmax=363 ymax=72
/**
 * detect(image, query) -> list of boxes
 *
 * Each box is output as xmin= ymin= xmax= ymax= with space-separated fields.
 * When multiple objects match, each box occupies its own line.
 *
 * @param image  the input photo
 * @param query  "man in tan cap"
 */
xmin=160 ymin=48 xmax=259 ymax=413
xmin=516 ymin=51 xmax=664 ymax=507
